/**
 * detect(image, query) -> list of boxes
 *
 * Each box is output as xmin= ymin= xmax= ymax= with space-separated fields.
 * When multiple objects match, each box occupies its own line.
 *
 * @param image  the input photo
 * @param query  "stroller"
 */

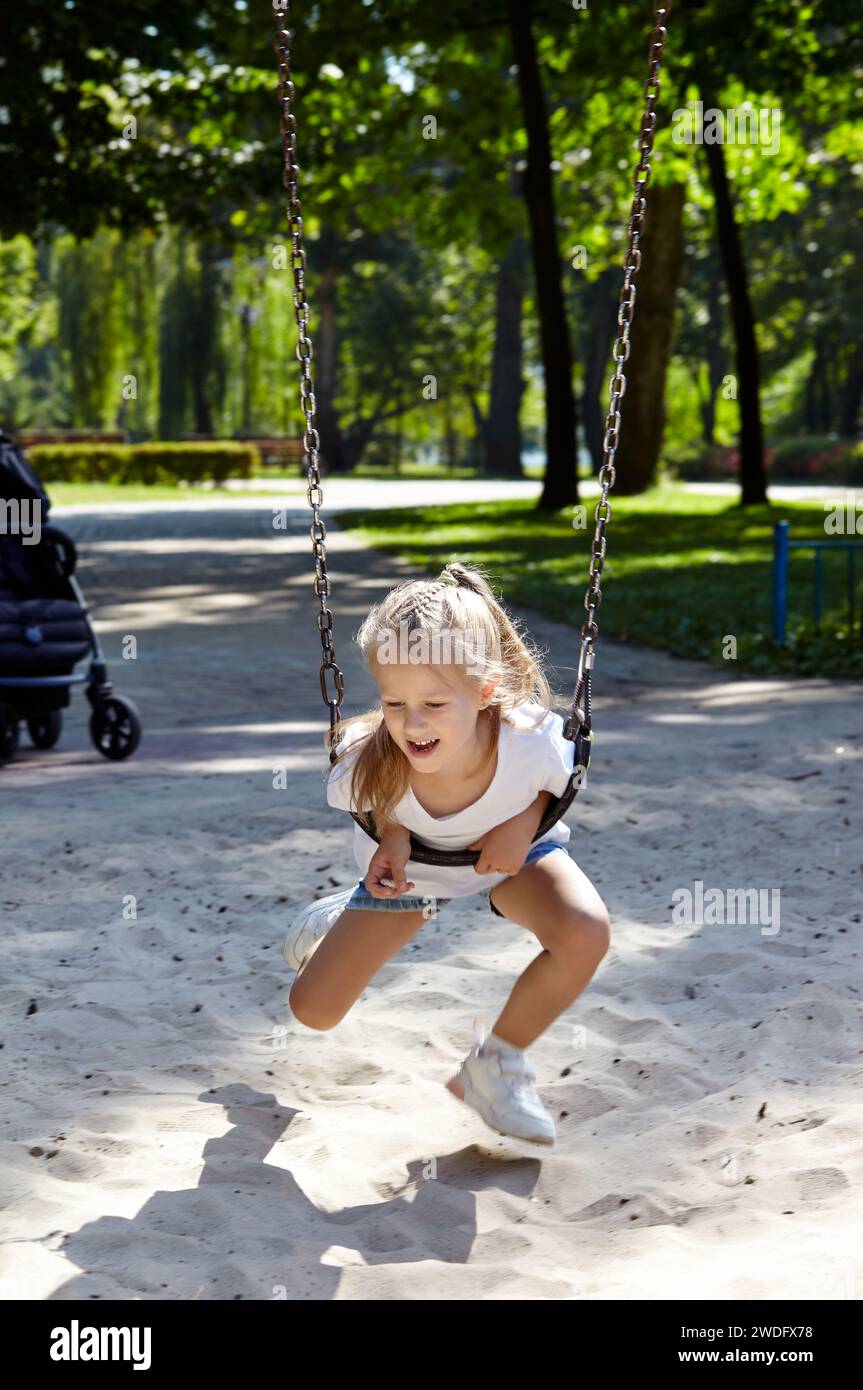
xmin=0 ymin=431 xmax=142 ymax=767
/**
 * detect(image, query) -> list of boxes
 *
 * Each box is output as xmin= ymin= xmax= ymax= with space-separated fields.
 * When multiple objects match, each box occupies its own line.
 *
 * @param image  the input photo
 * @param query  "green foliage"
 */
xmin=54 ymin=229 xmax=128 ymax=430
xmin=28 ymin=442 xmax=258 ymax=485
xmin=0 ymin=237 xmax=40 ymax=383
xmin=773 ymin=438 xmax=863 ymax=483
xmin=2 ymin=0 xmax=862 ymax=483
xmin=671 ymin=437 xmax=863 ymax=484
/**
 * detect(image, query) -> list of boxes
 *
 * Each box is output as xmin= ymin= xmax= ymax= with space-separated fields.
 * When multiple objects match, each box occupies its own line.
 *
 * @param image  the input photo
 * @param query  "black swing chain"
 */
xmin=272 ymin=1 xmax=345 ymax=760
xmin=572 ymin=0 xmax=672 ymax=738
xmin=273 ymin=0 xmax=672 ymax=762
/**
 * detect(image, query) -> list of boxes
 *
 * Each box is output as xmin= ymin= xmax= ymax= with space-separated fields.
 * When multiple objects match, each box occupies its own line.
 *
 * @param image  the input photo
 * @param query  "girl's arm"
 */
xmin=467 ymin=790 xmax=555 ymax=876
xmin=502 ymin=789 xmax=553 ymax=838
xmin=365 ymin=818 xmax=415 ymax=898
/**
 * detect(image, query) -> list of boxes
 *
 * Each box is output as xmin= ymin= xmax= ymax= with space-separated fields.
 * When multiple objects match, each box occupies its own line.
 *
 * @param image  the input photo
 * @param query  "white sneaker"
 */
xmin=282 ymin=886 xmax=357 ymax=972
xmin=445 ymin=1019 xmax=556 ymax=1145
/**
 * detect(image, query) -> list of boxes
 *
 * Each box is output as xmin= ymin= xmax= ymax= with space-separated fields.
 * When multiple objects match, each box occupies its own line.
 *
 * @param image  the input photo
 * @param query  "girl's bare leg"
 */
xmin=289 ymin=906 xmax=428 ymax=1030
xmin=480 ymin=854 xmax=610 ymax=1051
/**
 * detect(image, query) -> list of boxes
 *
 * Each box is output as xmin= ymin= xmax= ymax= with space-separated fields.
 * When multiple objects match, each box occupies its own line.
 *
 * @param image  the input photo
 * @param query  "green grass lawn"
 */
xmin=45 ymin=467 xmax=495 ymax=502
xmin=45 ymin=460 xmax=543 ymax=502
xmin=347 ymin=461 xmax=547 ymax=482
xmin=43 ymin=476 xmax=861 ymax=677
xmin=329 ymin=486 xmax=863 ymax=679
xmin=249 ymin=460 xmax=548 ymax=483
xmin=46 ymin=479 xmax=307 ymax=504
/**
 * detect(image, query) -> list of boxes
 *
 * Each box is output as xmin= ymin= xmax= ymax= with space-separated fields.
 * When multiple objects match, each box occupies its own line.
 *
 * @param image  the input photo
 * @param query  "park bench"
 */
xmin=181 ymin=435 xmax=305 ymax=472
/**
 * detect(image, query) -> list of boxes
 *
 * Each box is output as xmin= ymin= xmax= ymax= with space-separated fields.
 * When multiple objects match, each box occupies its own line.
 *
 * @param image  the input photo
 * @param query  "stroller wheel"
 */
xmin=28 ymin=710 xmax=63 ymax=750
xmin=0 ymin=702 xmax=20 ymax=767
xmin=90 ymin=695 xmax=142 ymax=761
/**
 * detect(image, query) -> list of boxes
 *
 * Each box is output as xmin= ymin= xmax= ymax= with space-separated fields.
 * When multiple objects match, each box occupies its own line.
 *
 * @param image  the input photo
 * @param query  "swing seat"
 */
xmin=349 ymin=718 xmax=592 ymax=868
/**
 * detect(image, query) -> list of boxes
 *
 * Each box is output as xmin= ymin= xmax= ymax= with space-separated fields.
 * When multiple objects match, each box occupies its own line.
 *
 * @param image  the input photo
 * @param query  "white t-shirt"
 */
xmin=325 ymin=699 xmax=577 ymax=900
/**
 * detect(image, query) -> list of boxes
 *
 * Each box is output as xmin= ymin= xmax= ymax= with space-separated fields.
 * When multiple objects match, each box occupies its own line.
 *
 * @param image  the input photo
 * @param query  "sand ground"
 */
xmin=1 ymin=492 xmax=861 ymax=1301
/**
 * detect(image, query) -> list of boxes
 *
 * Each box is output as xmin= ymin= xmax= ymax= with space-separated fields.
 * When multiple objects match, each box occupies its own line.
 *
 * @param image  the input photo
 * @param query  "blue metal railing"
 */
xmin=773 ymin=520 xmax=863 ymax=644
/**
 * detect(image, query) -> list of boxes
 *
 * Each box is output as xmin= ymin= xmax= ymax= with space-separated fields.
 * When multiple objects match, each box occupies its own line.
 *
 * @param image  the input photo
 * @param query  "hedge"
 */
xmin=26 ymin=442 xmax=259 ymax=485
xmin=671 ymin=437 xmax=863 ymax=485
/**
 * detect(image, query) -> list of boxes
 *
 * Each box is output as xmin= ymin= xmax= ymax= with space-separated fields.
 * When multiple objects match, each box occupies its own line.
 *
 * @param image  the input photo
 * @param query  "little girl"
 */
xmin=284 ymin=560 xmax=611 ymax=1145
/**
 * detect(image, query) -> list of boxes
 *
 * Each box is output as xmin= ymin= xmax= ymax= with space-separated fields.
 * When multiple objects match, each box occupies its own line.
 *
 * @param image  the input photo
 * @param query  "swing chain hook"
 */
xmin=272 ymin=0 xmax=345 ymax=746
xmin=575 ymin=0 xmax=671 ymax=724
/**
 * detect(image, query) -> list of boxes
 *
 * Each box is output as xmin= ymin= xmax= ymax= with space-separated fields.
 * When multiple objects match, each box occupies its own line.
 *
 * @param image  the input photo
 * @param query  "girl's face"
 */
xmin=373 ymin=658 xmax=496 ymax=771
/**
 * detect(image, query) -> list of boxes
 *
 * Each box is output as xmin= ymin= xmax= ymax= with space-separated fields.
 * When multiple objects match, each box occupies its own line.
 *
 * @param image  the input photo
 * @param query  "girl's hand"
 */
xmin=467 ymin=821 xmax=534 ymax=877
xmin=365 ymin=825 xmax=415 ymax=898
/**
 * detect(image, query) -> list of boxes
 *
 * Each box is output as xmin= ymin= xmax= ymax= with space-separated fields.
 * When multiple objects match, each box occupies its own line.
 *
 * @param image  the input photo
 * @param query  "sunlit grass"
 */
xmin=330 ymin=485 xmax=863 ymax=678
xmin=48 ymin=481 xmax=238 ymax=504
xmin=46 ymin=458 xmax=550 ymax=502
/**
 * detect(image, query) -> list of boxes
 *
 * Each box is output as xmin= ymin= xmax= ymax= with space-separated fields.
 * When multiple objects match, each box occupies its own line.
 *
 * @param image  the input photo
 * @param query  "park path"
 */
xmin=57 ymin=475 xmax=849 ymax=514
xmin=1 ymin=490 xmax=860 ymax=1301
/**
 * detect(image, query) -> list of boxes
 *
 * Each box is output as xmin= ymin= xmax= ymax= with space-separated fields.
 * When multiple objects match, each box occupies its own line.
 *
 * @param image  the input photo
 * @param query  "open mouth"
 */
xmin=407 ymin=738 xmax=439 ymax=757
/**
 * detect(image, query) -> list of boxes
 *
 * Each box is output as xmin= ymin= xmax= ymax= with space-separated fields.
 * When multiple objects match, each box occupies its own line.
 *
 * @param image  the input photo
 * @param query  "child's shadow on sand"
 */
xmin=47 ymin=1082 xmax=540 ymax=1300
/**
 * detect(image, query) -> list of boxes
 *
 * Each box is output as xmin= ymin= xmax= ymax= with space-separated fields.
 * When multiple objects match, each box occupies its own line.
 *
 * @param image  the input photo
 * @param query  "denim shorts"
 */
xmin=342 ymin=840 xmax=570 ymax=920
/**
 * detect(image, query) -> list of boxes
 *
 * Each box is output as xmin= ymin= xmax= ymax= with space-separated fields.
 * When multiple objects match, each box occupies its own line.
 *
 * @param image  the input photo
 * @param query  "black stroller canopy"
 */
xmin=0 ymin=433 xmax=50 ymax=511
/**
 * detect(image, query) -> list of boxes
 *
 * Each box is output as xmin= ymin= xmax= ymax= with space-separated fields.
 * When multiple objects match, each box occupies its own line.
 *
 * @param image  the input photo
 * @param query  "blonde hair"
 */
xmin=323 ymin=559 xmax=557 ymax=827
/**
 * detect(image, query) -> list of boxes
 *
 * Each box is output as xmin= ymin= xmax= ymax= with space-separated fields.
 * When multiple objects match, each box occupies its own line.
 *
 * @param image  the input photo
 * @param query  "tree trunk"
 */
xmin=485 ymin=233 xmax=528 ymax=477
xmin=343 ymin=415 xmax=378 ymax=471
xmin=158 ymin=227 xmax=189 ymax=439
xmin=838 ymin=344 xmax=863 ymax=439
xmin=239 ymin=305 xmax=253 ymax=435
xmin=699 ymin=383 xmax=715 ymax=446
xmin=803 ymin=338 xmax=821 ymax=434
xmin=701 ymin=268 xmax=725 ymax=444
xmin=614 ymin=182 xmax=686 ymax=494
xmin=817 ymin=345 xmax=832 ymax=433
xmin=505 ymin=0 xmax=579 ymax=509
xmin=466 ymin=390 xmax=487 ymax=471
xmin=699 ymin=93 xmax=768 ymax=505
xmin=442 ymin=392 xmax=458 ymax=473
xmin=581 ymin=268 xmax=619 ymax=474
xmin=315 ymin=261 xmax=349 ymax=474
xmin=803 ymin=333 xmax=832 ymax=434
xmin=393 ymin=390 xmax=404 ymax=475
xmin=191 ymin=240 xmax=216 ymax=436
xmin=689 ymin=273 xmax=722 ymax=447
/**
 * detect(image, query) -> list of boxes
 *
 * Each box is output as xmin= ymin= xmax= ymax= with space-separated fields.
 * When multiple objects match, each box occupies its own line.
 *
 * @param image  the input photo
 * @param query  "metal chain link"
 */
xmin=573 ymin=0 xmax=672 ymax=726
xmin=272 ymin=0 xmax=670 ymax=751
xmin=272 ymin=1 xmax=345 ymax=753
